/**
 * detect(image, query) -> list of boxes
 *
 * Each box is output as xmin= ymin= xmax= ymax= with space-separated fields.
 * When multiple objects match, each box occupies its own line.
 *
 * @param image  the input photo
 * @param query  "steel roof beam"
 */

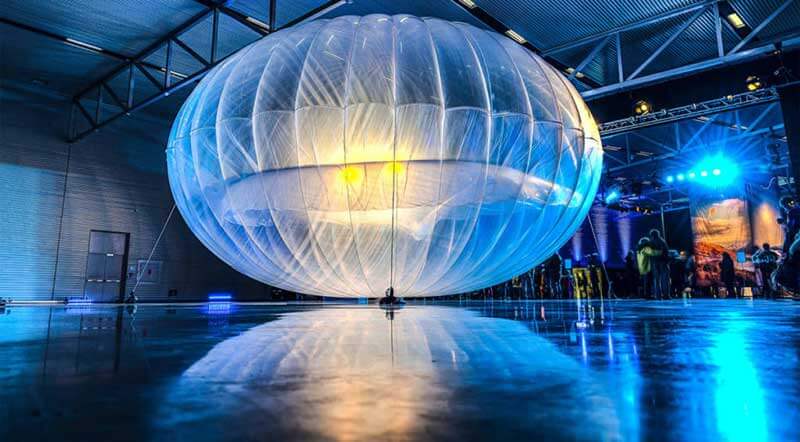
xmin=729 ymin=0 xmax=795 ymax=55
xmin=68 ymin=0 xmax=346 ymax=143
xmin=583 ymin=33 xmax=800 ymax=100
xmin=628 ymin=5 xmax=709 ymax=80
xmin=72 ymin=8 xmax=213 ymax=100
xmin=0 ymin=17 xmax=177 ymax=79
xmin=568 ymin=35 xmax=611 ymax=81
xmin=542 ymin=0 xmax=718 ymax=56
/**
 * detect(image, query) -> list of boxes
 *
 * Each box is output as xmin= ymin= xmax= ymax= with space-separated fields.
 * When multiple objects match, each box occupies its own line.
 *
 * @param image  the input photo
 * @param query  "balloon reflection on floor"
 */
xmin=161 ymin=307 xmax=621 ymax=440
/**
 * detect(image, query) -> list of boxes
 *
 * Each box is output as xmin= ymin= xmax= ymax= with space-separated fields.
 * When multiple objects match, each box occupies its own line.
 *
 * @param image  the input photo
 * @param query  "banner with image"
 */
xmin=690 ymin=197 xmax=754 ymax=287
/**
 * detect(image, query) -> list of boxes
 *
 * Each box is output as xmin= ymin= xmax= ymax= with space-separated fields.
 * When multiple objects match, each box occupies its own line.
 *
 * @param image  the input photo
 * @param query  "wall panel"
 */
xmin=0 ymin=82 xmax=265 ymax=301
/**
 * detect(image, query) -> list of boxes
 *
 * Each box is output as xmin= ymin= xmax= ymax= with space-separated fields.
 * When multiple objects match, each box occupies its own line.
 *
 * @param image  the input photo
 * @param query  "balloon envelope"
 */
xmin=167 ymin=14 xmax=603 ymax=298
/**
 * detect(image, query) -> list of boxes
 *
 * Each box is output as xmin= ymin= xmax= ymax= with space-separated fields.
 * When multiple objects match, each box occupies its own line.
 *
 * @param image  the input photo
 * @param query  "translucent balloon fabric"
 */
xmin=166 ymin=15 xmax=603 ymax=298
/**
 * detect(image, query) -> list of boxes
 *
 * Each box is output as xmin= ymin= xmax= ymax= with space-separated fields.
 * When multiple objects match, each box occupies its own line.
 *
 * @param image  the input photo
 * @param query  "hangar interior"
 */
xmin=2 ymin=2 xmax=800 ymax=440
xmin=3 ymin=0 xmax=798 ymax=302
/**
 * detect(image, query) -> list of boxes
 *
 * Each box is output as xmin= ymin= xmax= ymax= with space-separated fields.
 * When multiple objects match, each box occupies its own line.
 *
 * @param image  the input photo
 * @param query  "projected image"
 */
xmin=691 ymin=198 xmax=754 ymax=287
xmin=166 ymin=15 xmax=603 ymax=297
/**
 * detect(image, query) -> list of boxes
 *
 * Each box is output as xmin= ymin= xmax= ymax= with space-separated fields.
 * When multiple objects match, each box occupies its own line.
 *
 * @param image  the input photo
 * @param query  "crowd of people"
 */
xmin=452 ymin=195 xmax=800 ymax=301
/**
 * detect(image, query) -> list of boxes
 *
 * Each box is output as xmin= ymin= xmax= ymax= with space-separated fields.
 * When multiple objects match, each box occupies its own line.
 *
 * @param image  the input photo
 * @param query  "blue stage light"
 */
xmin=605 ymin=189 xmax=621 ymax=205
xmin=208 ymin=293 xmax=232 ymax=302
xmin=694 ymin=155 xmax=739 ymax=187
xmin=677 ymin=174 xmax=685 ymax=181
xmin=666 ymin=175 xmax=674 ymax=183
xmin=688 ymin=171 xmax=696 ymax=179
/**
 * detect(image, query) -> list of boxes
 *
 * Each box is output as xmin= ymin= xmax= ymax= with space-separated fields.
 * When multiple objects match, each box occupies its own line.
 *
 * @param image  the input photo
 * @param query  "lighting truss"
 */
xmin=68 ymin=0 xmax=346 ymax=143
xmin=599 ymin=87 xmax=780 ymax=136
xmin=604 ymin=104 xmax=785 ymax=174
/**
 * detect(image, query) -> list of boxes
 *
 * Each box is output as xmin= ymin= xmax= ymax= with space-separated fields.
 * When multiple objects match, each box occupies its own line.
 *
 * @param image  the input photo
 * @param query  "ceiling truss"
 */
xmin=453 ymin=0 xmax=799 ymax=100
xmin=67 ymin=0 xmax=346 ymax=143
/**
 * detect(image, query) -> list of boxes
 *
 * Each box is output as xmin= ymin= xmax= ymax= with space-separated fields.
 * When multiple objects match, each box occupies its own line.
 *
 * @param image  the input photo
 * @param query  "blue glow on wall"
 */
xmin=166 ymin=15 xmax=603 ymax=297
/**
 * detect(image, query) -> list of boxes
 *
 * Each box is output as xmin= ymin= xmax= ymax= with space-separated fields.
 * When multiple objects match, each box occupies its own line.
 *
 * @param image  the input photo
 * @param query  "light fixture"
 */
xmin=458 ymin=0 xmax=478 ymax=8
xmin=633 ymin=99 xmax=652 ymax=116
xmin=64 ymin=37 xmax=103 ymax=53
xmin=246 ymin=16 xmax=270 ymax=31
xmin=299 ymin=0 xmax=348 ymax=24
xmin=604 ymin=186 xmax=622 ymax=205
xmin=746 ymin=75 xmax=763 ymax=91
xmin=712 ymin=168 xmax=721 ymax=176
xmin=700 ymin=170 xmax=709 ymax=177
xmin=505 ymin=29 xmax=527 ymax=44
xmin=160 ymin=67 xmax=189 ymax=80
xmin=677 ymin=174 xmax=685 ymax=181
xmin=688 ymin=171 xmax=696 ymax=179
xmin=726 ymin=12 xmax=746 ymax=29
xmin=208 ymin=293 xmax=232 ymax=301
xmin=666 ymin=175 xmax=674 ymax=183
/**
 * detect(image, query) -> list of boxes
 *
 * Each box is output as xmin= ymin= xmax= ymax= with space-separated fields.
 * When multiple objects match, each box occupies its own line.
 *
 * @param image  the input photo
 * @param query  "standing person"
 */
xmin=636 ymin=237 xmax=661 ymax=299
xmin=685 ymin=253 xmax=696 ymax=297
xmin=543 ymin=254 xmax=563 ymax=298
xmin=751 ymin=245 xmax=763 ymax=297
xmin=779 ymin=196 xmax=800 ymax=253
xmin=720 ymin=252 xmax=737 ymax=298
xmin=511 ymin=275 xmax=522 ymax=299
xmin=625 ymin=250 xmax=640 ymax=298
xmin=670 ymin=251 xmax=687 ymax=298
xmin=754 ymin=243 xmax=779 ymax=298
xmin=587 ymin=253 xmax=602 ymax=298
xmin=649 ymin=229 xmax=670 ymax=299
xmin=775 ymin=232 xmax=800 ymax=295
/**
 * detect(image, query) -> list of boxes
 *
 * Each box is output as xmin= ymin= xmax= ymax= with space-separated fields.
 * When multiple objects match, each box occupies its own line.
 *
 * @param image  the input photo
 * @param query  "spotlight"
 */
xmin=694 ymin=155 xmax=739 ymax=188
xmin=666 ymin=175 xmax=674 ymax=183
xmin=746 ymin=75 xmax=763 ymax=91
xmin=688 ymin=171 xmax=696 ymax=179
xmin=633 ymin=99 xmax=652 ymax=116
xmin=605 ymin=186 xmax=622 ymax=205
xmin=677 ymin=174 xmax=685 ymax=181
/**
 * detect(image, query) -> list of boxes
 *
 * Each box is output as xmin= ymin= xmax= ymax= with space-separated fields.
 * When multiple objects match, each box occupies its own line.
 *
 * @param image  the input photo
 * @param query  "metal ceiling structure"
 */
xmin=1 ymin=0 xmax=797 ymax=189
xmin=62 ymin=0 xmax=346 ymax=142
xmin=452 ymin=0 xmax=800 ymax=99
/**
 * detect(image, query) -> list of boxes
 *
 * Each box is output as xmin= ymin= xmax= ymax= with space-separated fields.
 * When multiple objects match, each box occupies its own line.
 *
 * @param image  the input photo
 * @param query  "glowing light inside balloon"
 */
xmin=166 ymin=15 xmax=603 ymax=298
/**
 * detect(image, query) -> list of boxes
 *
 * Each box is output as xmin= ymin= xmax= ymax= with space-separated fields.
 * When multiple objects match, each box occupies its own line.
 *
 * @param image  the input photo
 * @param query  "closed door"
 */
xmin=84 ymin=231 xmax=129 ymax=302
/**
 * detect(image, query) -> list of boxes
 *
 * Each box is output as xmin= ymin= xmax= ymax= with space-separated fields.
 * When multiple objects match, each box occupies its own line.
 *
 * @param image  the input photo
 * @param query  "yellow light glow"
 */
xmin=338 ymin=165 xmax=363 ymax=185
xmin=383 ymin=161 xmax=406 ymax=175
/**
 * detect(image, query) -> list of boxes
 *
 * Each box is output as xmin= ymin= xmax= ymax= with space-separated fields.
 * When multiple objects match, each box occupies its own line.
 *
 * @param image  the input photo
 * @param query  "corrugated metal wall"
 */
xmin=0 ymin=82 xmax=266 ymax=301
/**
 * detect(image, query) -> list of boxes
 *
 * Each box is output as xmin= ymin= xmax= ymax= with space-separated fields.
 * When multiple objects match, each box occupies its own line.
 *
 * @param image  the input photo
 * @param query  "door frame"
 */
xmin=83 ymin=230 xmax=131 ymax=303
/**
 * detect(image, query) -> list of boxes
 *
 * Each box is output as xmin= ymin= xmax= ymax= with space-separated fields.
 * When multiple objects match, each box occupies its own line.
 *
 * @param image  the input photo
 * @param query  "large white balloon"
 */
xmin=167 ymin=14 xmax=603 ymax=298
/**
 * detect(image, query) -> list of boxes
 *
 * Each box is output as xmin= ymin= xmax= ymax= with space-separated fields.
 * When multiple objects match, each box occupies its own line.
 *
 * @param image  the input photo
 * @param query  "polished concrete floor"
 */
xmin=1 ymin=299 xmax=799 ymax=441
